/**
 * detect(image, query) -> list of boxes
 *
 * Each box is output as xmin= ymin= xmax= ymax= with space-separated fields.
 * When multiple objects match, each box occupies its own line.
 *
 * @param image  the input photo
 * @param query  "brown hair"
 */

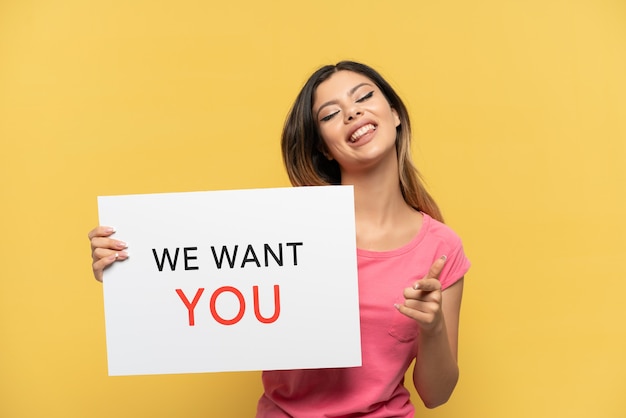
xmin=281 ymin=61 xmax=444 ymax=222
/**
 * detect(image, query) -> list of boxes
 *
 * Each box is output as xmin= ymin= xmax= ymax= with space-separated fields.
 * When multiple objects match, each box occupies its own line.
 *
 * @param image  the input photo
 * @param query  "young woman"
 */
xmin=88 ymin=61 xmax=470 ymax=417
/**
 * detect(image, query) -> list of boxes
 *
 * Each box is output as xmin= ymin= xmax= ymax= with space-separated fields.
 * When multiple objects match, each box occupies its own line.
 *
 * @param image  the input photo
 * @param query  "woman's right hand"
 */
xmin=88 ymin=226 xmax=129 ymax=282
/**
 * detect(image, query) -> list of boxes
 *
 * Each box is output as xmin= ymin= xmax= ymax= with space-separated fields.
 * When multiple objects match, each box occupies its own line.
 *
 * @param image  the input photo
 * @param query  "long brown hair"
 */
xmin=281 ymin=61 xmax=444 ymax=222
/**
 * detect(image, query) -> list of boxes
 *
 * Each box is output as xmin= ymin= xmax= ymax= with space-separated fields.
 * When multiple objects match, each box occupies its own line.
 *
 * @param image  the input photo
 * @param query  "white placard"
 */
xmin=98 ymin=186 xmax=361 ymax=376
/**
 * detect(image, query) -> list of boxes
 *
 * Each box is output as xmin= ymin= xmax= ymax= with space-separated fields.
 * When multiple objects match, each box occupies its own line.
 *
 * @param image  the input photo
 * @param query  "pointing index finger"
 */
xmin=428 ymin=255 xmax=447 ymax=281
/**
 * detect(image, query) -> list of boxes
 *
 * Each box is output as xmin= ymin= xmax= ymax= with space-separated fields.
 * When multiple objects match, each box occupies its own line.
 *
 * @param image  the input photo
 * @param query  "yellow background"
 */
xmin=1 ymin=0 xmax=625 ymax=417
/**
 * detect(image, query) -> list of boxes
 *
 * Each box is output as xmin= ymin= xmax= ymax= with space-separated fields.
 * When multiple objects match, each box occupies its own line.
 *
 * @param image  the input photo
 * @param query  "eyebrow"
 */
xmin=315 ymin=82 xmax=374 ymax=119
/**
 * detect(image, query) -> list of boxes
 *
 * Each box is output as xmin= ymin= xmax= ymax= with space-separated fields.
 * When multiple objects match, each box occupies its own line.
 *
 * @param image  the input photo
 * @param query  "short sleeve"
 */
xmin=435 ymin=226 xmax=471 ymax=291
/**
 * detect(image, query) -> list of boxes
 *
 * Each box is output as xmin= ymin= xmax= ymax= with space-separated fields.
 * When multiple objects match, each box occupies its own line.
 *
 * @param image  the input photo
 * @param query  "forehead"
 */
xmin=313 ymin=71 xmax=376 ymax=103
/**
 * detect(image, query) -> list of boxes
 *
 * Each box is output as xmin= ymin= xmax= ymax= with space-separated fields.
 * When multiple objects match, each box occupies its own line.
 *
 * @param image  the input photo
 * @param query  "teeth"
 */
xmin=350 ymin=124 xmax=376 ymax=142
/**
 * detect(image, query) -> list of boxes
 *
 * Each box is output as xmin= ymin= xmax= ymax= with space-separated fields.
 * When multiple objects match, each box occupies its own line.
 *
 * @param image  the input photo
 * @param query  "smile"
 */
xmin=349 ymin=124 xmax=376 ymax=143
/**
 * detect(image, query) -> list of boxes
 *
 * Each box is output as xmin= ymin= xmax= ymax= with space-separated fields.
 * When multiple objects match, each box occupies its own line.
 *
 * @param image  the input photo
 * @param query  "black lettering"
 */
xmin=211 ymin=245 xmax=239 ymax=269
xmin=264 ymin=243 xmax=283 ymax=267
xmin=285 ymin=242 xmax=303 ymax=266
xmin=241 ymin=244 xmax=261 ymax=268
xmin=183 ymin=247 xmax=199 ymax=270
xmin=152 ymin=248 xmax=180 ymax=271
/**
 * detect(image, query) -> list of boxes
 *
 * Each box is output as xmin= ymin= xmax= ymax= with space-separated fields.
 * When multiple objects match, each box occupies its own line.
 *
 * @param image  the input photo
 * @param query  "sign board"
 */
xmin=98 ymin=186 xmax=361 ymax=376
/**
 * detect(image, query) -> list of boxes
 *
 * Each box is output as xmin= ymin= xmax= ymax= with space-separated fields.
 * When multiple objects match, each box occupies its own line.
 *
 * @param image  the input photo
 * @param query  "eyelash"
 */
xmin=357 ymin=91 xmax=374 ymax=102
xmin=320 ymin=91 xmax=375 ymax=122
xmin=321 ymin=111 xmax=339 ymax=122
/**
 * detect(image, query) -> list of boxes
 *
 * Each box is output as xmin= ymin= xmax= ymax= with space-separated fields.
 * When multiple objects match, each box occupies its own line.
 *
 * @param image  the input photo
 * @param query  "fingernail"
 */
xmin=413 ymin=282 xmax=421 ymax=290
xmin=105 ymin=227 xmax=116 ymax=233
xmin=118 ymin=241 xmax=128 ymax=248
xmin=393 ymin=303 xmax=401 ymax=310
xmin=440 ymin=255 xmax=447 ymax=262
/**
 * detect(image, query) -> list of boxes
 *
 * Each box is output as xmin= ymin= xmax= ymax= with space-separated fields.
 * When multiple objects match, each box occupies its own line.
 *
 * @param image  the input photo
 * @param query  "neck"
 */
xmin=342 ymin=152 xmax=406 ymax=222
xmin=341 ymin=153 xmax=422 ymax=251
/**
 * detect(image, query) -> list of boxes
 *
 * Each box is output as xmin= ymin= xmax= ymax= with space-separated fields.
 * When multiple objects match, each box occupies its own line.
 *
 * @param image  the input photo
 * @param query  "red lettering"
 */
xmin=175 ymin=288 xmax=205 ymax=326
xmin=210 ymin=286 xmax=246 ymax=325
xmin=253 ymin=285 xmax=281 ymax=324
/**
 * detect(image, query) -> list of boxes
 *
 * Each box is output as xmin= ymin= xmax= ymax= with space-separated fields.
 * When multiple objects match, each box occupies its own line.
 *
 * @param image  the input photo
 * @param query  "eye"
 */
xmin=356 ymin=91 xmax=374 ymax=103
xmin=320 ymin=110 xmax=340 ymax=122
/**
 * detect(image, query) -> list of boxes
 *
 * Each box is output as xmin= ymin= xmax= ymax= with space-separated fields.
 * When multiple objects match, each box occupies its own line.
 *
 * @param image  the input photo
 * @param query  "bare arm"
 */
xmin=413 ymin=278 xmax=463 ymax=407
xmin=395 ymin=256 xmax=464 ymax=408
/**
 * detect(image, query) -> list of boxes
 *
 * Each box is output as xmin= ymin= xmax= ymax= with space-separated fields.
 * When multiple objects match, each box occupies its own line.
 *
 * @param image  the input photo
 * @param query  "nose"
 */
xmin=344 ymin=108 xmax=363 ymax=123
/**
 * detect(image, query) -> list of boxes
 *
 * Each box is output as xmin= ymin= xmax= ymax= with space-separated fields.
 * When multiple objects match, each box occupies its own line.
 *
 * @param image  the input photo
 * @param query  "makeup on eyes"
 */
xmin=318 ymin=89 xmax=375 ymax=122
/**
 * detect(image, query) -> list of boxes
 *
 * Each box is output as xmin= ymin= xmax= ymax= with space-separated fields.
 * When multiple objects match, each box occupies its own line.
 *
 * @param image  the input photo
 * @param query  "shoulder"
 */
xmin=421 ymin=214 xmax=464 ymax=250
xmin=420 ymin=214 xmax=471 ymax=289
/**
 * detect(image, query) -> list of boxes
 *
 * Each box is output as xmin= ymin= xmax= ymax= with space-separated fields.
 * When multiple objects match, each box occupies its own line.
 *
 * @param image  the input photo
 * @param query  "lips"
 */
xmin=349 ymin=123 xmax=377 ymax=143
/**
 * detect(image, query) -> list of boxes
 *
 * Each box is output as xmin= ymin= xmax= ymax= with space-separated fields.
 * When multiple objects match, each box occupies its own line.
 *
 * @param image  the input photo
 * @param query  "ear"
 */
xmin=392 ymin=108 xmax=401 ymax=127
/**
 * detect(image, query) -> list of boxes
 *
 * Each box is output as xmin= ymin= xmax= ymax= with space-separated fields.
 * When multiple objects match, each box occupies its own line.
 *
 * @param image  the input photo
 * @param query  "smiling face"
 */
xmin=312 ymin=70 xmax=401 ymax=174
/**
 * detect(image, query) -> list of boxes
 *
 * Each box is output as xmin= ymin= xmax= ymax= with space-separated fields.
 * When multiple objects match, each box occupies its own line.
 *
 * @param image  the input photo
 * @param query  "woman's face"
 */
xmin=312 ymin=70 xmax=400 ymax=174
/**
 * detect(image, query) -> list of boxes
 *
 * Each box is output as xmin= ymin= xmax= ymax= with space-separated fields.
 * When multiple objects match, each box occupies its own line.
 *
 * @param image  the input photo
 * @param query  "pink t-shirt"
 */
xmin=256 ymin=214 xmax=470 ymax=417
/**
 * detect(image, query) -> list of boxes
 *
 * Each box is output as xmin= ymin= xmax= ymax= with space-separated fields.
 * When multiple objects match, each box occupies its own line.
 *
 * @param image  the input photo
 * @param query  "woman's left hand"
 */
xmin=396 ymin=255 xmax=447 ymax=334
